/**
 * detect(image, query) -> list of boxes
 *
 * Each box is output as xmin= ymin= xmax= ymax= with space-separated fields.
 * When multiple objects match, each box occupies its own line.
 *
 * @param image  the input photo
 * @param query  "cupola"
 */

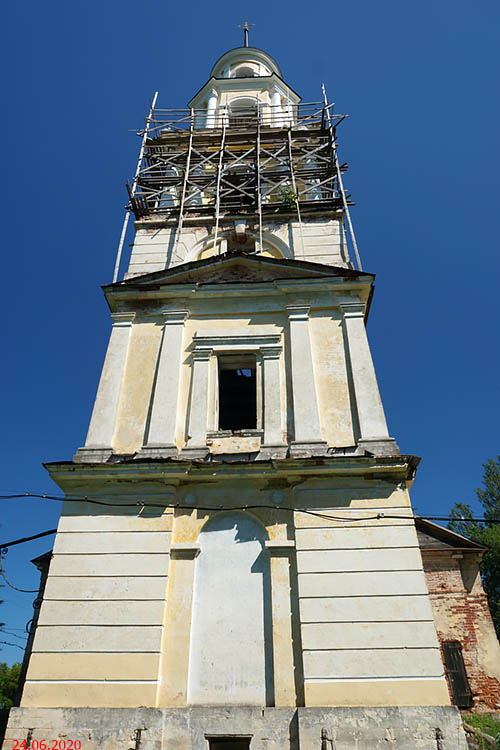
xmin=188 ymin=45 xmax=301 ymax=129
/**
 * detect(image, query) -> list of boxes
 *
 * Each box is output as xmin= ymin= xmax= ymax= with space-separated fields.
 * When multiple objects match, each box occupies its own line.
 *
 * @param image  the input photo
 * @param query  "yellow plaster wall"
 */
xmin=113 ymin=321 xmax=162 ymax=453
xmin=304 ymin=679 xmax=450 ymax=707
xmin=106 ymin=299 xmax=361 ymax=455
xmin=308 ymin=312 xmax=355 ymax=447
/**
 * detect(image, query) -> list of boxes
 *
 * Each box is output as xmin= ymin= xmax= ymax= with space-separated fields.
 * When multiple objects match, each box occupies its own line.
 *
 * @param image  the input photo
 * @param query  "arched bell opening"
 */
xmin=232 ymin=65 xmax=257 ymax=78
xmin=228 ymin=97 xmax=260 ymax=128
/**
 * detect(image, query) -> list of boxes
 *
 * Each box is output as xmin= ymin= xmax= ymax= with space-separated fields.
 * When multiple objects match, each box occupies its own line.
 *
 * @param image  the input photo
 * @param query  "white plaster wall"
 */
xmin=294 ymin=488 xmax=446 ymax=692
xmin=25 ymin=504 xmax=172 ymax=699
xmin=125 ymin=215 xmax=349 ymax=278
xmin=187 ymin=512 xmax=273 ymax=705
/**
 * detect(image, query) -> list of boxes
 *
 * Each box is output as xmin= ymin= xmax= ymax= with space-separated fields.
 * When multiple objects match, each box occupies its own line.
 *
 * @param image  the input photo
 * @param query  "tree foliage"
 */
xmin=449 ymin=455 xmax=500 ymax=636
xmin=0 ymin=662 xmax=21 ymax=709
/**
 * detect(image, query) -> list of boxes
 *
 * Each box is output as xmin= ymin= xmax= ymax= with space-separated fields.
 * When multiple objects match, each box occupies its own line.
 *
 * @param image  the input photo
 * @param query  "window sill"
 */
xmin=207 ymin=430 xmax=263 ymax=439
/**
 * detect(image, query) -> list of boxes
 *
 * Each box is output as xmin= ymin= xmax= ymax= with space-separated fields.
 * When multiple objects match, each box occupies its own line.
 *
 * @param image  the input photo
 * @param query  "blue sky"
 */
xmin=1 ymin=0 xmax=499 ymax=665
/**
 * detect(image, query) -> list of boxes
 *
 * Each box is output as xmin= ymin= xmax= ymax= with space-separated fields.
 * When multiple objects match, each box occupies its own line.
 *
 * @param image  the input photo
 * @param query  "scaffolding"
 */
xmin=114 ymin=93 xmax=361 ymax=280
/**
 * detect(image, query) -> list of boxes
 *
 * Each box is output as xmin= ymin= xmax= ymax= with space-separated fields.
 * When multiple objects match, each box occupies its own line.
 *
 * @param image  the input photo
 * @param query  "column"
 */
xmin=266 ymin=540 xmax=297 ymax=706
xmin=260 ymin=345 xmax=287 ymax=459
xmin=286 ymin=305 xmax=327 ymax=456
xmin=340 ymin=300 xmax=399 ymax=456
xmin=271 ymin=87 xmax=282 ymax=127
xmin=141 ymin=311 xmax=188 ymax=458
xmin=181 ymin=347 xmax=212 ymax=457
xmin=205 ymin=89 xmax=218 ymax=129
xmin=74 ymin=312 xmax=135 ymax=463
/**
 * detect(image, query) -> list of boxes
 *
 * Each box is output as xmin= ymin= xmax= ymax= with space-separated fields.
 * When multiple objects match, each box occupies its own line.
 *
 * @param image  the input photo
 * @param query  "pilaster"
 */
xmin=260 ymin=345 xmax=287 ymax=459
xmin=286 ymin=305 xmax=327 ymax=457
xmin=74 ymin=312 xmax=135 ymax=463
xmin=340 ymin=300 xmax=399 ymax=456
xmin=266 ymin=539 xmax=298 ymax=706
xmin=140 ymin=311 xmax=188 ymax=458
xmin=181 ymin=348 xmax=212 ymax=458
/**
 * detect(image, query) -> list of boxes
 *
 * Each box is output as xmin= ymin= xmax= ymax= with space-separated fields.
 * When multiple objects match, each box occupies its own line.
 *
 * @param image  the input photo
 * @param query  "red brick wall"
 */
xmin=422 ymin=551 xmax=500 ymax=711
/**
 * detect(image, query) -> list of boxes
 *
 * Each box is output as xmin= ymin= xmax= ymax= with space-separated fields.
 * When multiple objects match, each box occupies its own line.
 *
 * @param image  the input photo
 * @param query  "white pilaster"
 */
xmin=260 ymin=345 xmax=287 ymax=459
xmin=266 ymin=539 xmax=297 ymax=705
xmin=74 ymin=312 xmax=135 ymax=463
xmin=286 ymin=306 xmax=327 ymax=456
xmin=181 ymin=348 xmax=212 ymax=458
xmin=271 ymin=87 xmax=282 ymax=127
xmin=340 ymin=301 xmax=399 ymax=456
xmin=206 ymin=89 xmax=218 ymax=129
xmin=141 ymin=311 xmax=188 ymax=458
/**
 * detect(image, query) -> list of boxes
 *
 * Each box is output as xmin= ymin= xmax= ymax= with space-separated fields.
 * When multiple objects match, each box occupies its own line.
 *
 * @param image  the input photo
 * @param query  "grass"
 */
xmin=461 ymin=713 xmax=500 ymax=749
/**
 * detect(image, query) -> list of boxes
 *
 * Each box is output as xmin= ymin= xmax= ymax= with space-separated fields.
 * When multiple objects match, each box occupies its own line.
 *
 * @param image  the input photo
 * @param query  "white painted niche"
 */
xmin=187 ymin=511 xmax=274 ymax=705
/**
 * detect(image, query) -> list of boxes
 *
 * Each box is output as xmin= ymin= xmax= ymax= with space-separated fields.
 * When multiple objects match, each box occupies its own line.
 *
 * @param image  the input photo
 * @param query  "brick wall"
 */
xmin=422 ymin=551 xmax=500 ymax=711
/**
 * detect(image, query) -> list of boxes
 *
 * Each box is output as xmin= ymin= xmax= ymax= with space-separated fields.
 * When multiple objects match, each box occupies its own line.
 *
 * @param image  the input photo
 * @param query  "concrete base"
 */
xmin=2 ymin=706 xmax=467 ymax=750
xmin=73 ymin=446 xmax=113 ymax=463
xmin=358 ymin=437 xmax=400 ymax=457
xmin=138 ymin=445 xmax=179 ymax=459
xmin=289 ymin=441 xmax=328 ymax=458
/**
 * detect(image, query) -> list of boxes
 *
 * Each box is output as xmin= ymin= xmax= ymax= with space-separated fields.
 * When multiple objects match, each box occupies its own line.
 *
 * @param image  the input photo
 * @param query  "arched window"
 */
xmin=233 ymin=65 xmax=256 ymax=78
xmin=187 ymin=511 xmax=273 ymax=705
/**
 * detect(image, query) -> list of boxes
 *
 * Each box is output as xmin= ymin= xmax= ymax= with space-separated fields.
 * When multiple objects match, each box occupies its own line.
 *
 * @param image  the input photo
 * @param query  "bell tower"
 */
xmin=6 ymin=36 xmax=469 ymax=750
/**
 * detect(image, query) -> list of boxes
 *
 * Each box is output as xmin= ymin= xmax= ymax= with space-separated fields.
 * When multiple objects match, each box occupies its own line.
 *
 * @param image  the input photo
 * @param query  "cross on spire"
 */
xmin=238 ymin=21 xmax=255 ymax=47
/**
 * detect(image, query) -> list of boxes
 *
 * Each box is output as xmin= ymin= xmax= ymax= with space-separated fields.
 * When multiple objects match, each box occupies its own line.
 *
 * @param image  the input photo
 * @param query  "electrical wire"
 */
xmin=0 ymin=630 xmax=27 ymax=642
xmin=0 ymin=640 xmax=25 ymax=650
xmin=0 ymin=490 xmax=496 ymax=523
xmin=0 ymin=492 xmax=500 ymax=560
xmin=0 ymin=554 xmax=39 ymax=593
xmin=0 ymin=492 xmax=495 ymax=554
xmin=0 ymin=528 xmax=57 ymax=550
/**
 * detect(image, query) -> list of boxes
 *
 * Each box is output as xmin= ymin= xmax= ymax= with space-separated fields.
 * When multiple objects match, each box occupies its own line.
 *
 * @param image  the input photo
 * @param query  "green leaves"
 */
xmin=278 ymin=185 xmax=297 ymax=211
xmin=449 ymin=455 xmax=500 ymax=637
xmin=0 ymin=662 xmax=21 ymax=709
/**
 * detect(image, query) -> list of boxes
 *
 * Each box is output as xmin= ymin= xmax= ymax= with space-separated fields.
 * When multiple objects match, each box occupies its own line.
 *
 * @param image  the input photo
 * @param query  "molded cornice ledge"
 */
xmin=170 ymin=542 xmax=201 ymax=559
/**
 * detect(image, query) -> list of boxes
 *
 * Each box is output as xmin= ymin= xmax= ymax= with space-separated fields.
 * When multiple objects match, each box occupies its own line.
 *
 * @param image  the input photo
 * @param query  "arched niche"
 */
xmin=187 ymin=511 xmax=274 ymax=706
xmin=187 ymin=229 xmax=292 ymax=263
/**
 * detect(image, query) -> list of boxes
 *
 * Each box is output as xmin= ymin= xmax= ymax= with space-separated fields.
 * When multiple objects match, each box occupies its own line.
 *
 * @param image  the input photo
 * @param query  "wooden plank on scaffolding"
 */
xmin=321 ymin=83 xmax=362 ymax=271
xmin=172 ymin=108 xmax=195 ymax=258
xmin=212 ymin=122 xmax=227 ymax=256
xmin=287 ymin=127 xmax=306 ymax=259
xmin=256 ymin=118 xmax=263 ymax=254
xmin=113 ymin=91 xmax=158 ymax=282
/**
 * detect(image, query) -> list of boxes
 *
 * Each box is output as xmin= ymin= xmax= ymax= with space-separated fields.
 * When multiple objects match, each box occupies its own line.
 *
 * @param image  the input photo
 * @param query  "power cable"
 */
xmin=0 ymin=554 xmax=39 ymax=593
xmin=0 ymin=528 xmax=57 ymax=550
xmin=0 ymin=640 xmax=24 ymax=651
xmin=0 ymin=492 xmax=495 ymax=554
xmin=0 ymin=630 xmax=27 ymax=642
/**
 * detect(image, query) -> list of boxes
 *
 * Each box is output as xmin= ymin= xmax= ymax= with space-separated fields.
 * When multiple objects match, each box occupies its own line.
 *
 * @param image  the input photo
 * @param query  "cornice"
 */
xmin=44 ymin=454 xmax=421 ymax=492
xmin=188 ymin=73 xmax=301 ymax=107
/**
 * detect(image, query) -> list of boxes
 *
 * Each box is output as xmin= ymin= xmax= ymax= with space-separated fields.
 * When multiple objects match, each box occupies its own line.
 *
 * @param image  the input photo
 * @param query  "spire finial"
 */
xmin=238 ymin=21 xmax=255 ymax=47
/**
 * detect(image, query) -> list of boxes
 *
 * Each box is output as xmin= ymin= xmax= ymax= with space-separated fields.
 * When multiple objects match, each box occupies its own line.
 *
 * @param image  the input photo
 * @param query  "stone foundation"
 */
xmin=3 ymin=706 xmax=467 ymax=750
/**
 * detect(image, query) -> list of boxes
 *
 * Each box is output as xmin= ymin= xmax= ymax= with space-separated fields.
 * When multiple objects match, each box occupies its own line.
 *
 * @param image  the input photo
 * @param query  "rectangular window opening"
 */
xmin=442 ymin=640 xmax=473 ymax=709
xmin=208 ymin=738 xmax=251 ymax=750
xmin=218 ymin=354 xmax=257 ymax=431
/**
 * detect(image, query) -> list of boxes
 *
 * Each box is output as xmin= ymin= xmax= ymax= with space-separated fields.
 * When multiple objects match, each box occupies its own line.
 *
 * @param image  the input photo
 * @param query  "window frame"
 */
xmin=191 ymin=329 xmax=282 ymax=438
xmin=217 ymin=352 xmax=259 ymax=433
